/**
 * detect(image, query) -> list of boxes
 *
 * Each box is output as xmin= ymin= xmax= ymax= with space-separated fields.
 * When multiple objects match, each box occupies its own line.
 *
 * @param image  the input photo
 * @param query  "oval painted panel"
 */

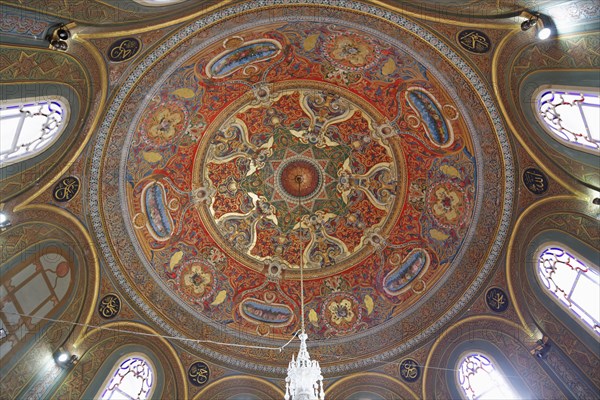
xmin=206 ymin=40 xmax=281 ymax=78
xmin=383 ymin=248 xmax=430 ymax=295
xmin=143 ymin=182 xmax=173 ymax=239
xmin=239 ymin=299 xmax=293 ymax=326
xmin=407 ymin=89 xmax=452 ymax=147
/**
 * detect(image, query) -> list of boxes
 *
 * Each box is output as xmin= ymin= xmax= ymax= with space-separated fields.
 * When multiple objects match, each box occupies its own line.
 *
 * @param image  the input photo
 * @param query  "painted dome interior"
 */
xmin=0 ymin=0 xmax=598 ymax=398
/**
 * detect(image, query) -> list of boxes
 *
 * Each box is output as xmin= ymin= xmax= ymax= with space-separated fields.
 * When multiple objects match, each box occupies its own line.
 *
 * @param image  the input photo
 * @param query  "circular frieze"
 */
xmin=90 ymin=1 xmax=513 ymax=375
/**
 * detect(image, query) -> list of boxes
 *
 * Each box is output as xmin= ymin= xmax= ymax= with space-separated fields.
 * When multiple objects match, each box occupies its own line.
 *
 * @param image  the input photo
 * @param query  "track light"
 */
xmin=53 ymin=347 xmax=78 ymax=368
xmin=520 ymin=11 xmax=554 ymax=40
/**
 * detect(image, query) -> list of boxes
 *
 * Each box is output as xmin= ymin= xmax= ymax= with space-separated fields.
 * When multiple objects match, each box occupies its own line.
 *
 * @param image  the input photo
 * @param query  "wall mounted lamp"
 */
xmin=520 ymin=11 xmax=553 ymax=40
xmin=530 ymin=336 xmax=551 ymax=359
xmin=46 ymin=25 xmax=70 ymax=51
xmin=0 ymin=211 xmax=11 ymax=230
xmin=53 ymin=347 xmax=78 ymax=368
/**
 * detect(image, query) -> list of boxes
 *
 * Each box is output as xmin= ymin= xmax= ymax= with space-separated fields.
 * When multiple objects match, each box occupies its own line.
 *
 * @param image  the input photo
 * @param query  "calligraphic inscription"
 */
xmin=486 ymin=287 xmax=509 ymax=313
xmin=399 ymin=358 xmax=420 ymax=382
xmin=458 ymin=30 xmax=491 ymax=54
xmin=523 ymin=168 xmax=548 ymax=195
xmin=188 ymin=361 xmax=210 ymax=386
xmin=108 ymin=38 xmax=141 ymax=62
xmin=98 ymin=294 xmax=121 ymax=319
xmin=53 ymin=176 xmax=80 ymax=202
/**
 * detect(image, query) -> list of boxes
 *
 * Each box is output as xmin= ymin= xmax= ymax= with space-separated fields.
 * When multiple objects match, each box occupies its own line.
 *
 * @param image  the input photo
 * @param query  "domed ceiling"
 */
xmin=90 ymin=1 xmax=513 ymax=375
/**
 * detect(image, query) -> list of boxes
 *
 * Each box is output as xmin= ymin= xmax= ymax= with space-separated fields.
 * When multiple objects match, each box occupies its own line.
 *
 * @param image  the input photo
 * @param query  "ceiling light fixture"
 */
xmin=53 ymin=347 xmax=78 ymax=368
xmin=0 ymin=211 xmax=11 ymax=229
xmin=520 ymin=11 xmax=553 ymax=40
xmin=284 ymin=175 xmax=325 ymax=400
xmin=46 ymin=25 xmax=70 ymax=52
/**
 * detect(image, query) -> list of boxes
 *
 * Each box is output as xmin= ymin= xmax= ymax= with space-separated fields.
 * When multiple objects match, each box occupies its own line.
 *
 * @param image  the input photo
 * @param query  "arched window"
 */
xmin=456 ymin=353 xmax=519 ymax=400
xmin=98 ymin=355 xmax=155 ymax=400
xmin=537 ymin=245 xmax=600 ymax=335
xmin=534 ymin=86 xmax=599 ymax=154
xmin=132 ymin=0 xmax=186 ymax=6
xmin=0 ymin=97 xmax=69 ymax=167
xmin=0 ymin=249 xmax=73 ymax=359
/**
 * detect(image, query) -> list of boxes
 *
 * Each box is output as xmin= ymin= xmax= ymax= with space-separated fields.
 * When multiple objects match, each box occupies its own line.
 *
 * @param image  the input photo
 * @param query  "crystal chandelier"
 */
xmin=284 ymin=176 xmax=325 ymax=400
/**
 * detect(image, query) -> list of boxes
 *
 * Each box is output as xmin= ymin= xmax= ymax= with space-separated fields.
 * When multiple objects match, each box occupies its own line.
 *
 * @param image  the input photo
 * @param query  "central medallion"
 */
xmin=195 ymin=85 xmax=403 ymax=271
xmin=277 ymin=157 xmax=323 ymax=200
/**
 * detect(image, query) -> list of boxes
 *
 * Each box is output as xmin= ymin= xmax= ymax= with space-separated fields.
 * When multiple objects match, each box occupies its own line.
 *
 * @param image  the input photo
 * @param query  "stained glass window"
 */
xmin=457 ymin=353 xmax=519 ymax=400
xmin=0 ymin=98 xmax=69 ymax=166
xmin=99 ymin=356 xmax=155 ymax=400
xmin=536 ymin=87 xmax=600 ymax=153
xmin=538 ymin=246 xmax=600 ymax=334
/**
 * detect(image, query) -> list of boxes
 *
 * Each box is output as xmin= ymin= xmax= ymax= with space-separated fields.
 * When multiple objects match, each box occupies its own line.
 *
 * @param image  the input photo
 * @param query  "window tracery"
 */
xmin=99 ymin=355 xmax=155 ymax=400
xmin=537 ymin=245 xmax=600 ymax=334
xmin=535 ymin=87 xmax=600 ymax=154
xmin=0 ymin=251 xmax=72 ymax=359
xmin=457 ymin=353 xmax=519 ymax=400
xmin=0 ymin=98 xmax=69 ymax=166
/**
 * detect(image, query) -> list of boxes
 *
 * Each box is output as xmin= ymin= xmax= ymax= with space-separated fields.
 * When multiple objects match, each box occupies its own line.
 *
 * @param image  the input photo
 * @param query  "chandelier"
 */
xmin=284 ymin=176 xmax=325 ymax=400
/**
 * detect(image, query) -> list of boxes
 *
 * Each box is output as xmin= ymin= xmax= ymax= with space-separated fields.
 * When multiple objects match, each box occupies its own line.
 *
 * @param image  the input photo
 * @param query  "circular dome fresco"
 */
xmin=90 ymin=1 xmax=513 ymax=375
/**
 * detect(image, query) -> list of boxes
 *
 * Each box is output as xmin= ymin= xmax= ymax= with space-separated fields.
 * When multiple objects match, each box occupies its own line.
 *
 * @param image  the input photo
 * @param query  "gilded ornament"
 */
xmin=457 ymin=30 xmax=491 ymax=54
xmin=53 ymin=176 xmax=80 ymax=202
xmin=98 ymin=294 xmax=121 ymax=319
xmin=485 ymin=287 xmax=509 ymax=313
xmin=188 ymin=361 xmax=210 ymax=387
xmin=399 ymin=358 xmax=420 ymax=382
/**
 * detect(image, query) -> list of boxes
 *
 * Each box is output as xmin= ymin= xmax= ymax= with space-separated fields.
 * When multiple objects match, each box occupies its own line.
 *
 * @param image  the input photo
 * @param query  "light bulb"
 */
xmin=537 ymin=27 xmax=552 ymax=40
xmin=57 ymin=352 xmax=69 ymax=363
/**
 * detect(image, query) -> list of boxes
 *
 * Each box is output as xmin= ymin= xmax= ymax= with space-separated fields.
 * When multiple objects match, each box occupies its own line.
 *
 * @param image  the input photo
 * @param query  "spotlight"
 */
xmin=46 ymin=24 xmax=70 ymax=52
xmin=53 ymin=347 xmax=78 ymax=368
xmin=0 ymin=212 xmax=11 ymax=229
xmin=520 ymin=11 xmax=554 ymax=40
xmin=537 ymin=27 xmax=552 ymax=40
xmin=530 ymin=336 xmax=551 ymax=359
xmin=57 ymin=27 xmax=69 ymax=40
xmin=521 ymin=18 xmax=538 ymax=31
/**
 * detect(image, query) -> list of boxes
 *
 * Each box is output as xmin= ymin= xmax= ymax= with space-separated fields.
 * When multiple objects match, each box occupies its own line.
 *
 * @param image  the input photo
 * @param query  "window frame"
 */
xmin=532 ymin=84 xmax=600 ymax=155
xmin=0 ymin=96 xmax=70 ymax=167
xmin=95 ymin=353 xmax=157 ymax=400
xmin=455 ymin=350 xmax=520 ymax=400
xmin=534 ymin=241 xmax=600 ymax=336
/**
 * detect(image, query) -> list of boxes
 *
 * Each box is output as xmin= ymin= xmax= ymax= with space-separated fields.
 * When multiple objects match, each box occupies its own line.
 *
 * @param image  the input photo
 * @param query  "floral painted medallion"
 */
xmin=195 ymin=87 xmax=401 ymax=272
xmin=91 ymin=2 xmax=511 ymax=375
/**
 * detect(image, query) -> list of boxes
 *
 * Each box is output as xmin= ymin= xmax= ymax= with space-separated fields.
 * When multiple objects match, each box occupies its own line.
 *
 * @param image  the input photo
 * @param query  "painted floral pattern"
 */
xmin=323 ymin=33 xmax=381 ymax=71
xmin=328 ymin=299 xmax=355 ymax=325
xmin=180 ymin=263 xmax=214 ymax=301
